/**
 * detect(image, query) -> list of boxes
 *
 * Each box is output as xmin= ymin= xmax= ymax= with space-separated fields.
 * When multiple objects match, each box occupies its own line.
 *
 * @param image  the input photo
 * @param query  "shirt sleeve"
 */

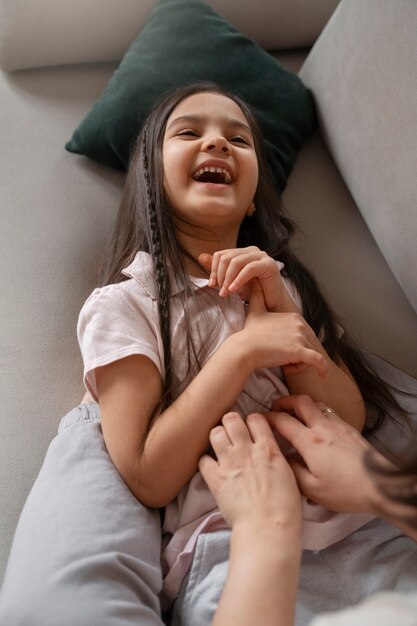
xmin=77 ymin=282 xmax=163 ymax=401
xmin=276 ymin=261 xmax=303 ymax=312
xmin=282 ymin=274 xmax=303 ymax=312
xmin=280 ymin=265 xmax=344 ymax=341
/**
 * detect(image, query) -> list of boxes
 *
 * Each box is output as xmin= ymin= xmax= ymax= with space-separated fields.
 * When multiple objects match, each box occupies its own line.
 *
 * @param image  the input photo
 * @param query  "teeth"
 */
xmin=192 ymin=166 xmax=232 ymax=184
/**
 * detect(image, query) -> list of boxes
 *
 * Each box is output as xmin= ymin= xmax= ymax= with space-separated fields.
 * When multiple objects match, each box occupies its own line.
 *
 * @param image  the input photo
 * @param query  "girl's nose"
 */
xmin=203 ymin=136 xmax=230 ymax=153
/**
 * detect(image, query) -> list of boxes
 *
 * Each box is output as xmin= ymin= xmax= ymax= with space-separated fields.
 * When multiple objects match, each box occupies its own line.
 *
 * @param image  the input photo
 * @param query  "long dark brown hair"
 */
xmin=98 ymin=81 xmax=408 ymax=432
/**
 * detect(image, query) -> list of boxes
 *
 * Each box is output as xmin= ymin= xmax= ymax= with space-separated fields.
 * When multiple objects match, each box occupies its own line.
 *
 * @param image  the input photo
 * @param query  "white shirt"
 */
xmin=77 ymin=251 xmax=375 ymax=603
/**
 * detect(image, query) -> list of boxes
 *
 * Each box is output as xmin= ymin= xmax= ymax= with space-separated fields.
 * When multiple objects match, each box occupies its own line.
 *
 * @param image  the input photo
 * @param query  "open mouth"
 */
xmin=192 ymin=166 xmax=233 ymax=185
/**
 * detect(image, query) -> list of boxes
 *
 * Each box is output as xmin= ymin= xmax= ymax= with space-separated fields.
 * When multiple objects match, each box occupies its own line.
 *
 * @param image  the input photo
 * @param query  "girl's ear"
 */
xmin=246 ymin=202 xmax=256 ymax=217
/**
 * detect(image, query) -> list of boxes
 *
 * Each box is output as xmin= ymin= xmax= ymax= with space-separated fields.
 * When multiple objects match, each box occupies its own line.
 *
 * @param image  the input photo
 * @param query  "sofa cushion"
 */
xmin=65 ymin=0 xmax=316 ymax=193
xmin=0 ymin=0 xmax=341 ymax=72
xmin=299 ymin=0 xmax=417 ymax=313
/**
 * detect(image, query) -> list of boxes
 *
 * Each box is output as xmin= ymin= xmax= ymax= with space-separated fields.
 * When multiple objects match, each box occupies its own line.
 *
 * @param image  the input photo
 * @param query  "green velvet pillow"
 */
xmin=65 ymin=0 xmax=316 ymax=193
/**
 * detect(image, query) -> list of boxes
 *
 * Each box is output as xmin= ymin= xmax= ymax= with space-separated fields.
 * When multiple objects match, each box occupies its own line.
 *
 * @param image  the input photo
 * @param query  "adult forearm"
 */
xmin=212 ymin=524 xmax=301 ymax=626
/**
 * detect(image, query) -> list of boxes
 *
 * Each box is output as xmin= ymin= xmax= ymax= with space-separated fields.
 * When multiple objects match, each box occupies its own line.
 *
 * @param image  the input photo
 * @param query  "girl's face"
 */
xmin=162 ymin=92 xmax=259 ymax=244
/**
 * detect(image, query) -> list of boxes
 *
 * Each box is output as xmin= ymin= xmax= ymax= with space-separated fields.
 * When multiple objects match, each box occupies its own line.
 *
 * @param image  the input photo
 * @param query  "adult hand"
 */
xmin=242 ymin=280 xmax=328 ymax=377
xmin=203 ymin=412 xmax=303 ymax=626
xmin=199 ymin=411 xmax=302 ymax=535
xmin=267 ymin=395 xmax=395 ymax=514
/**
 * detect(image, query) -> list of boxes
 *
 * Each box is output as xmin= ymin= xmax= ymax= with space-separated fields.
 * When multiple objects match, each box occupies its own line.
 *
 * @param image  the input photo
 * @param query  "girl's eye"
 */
xmin=177 ymin=129 xmax=198 ymax=137
xmin=230 ymin=136 xmax=250 ymax=145
xmin=176 ymin=130 xmax=251 ymax=145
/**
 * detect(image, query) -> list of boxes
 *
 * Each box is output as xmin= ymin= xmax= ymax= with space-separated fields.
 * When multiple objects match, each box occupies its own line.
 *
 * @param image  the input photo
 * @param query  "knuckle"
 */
xmin=311 ymin=431 xmax=326 ymax=445
xmin=293 ymin=316 xmax=306 ymax=332
xmin=288 ymin=312 xmax=299 ymax=322
xmin=260 ymin=439 xmax=278 ymax=458
xmin=244 ymin=261 xmax=256 ymax=272
xmin=229 ymin=257 xmax=241 ymax=269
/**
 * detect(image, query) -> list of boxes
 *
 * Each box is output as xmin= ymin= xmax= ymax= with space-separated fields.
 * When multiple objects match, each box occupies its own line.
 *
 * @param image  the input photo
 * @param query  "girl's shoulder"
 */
xmin=81 ymin=251 xmax=159 ymax=313
xmin=77 ymin=277 xmax=161 ymax=350
xmin=82 ymin=278 xmax=151 ymax=310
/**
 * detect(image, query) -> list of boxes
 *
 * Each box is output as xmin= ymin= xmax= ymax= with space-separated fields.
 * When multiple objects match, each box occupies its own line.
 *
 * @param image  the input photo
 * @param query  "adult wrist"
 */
xmin=232 ymin=519 xmax=302 ymax=554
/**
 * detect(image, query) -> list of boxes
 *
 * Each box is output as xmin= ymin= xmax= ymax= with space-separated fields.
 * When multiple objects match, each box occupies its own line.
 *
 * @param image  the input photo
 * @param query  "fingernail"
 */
xmin=208 ymin=275 xmax=215 ymax=287
xmin=219 ymin=286 xmax=227 ymax=297
xmin=228 ymin=282 xmax=236 ymax=292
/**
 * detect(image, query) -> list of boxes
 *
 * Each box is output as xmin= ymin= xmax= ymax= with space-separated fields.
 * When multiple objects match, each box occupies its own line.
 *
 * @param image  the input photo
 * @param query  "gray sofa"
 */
xmin=1 ymin=0 xmax=416 ymax=588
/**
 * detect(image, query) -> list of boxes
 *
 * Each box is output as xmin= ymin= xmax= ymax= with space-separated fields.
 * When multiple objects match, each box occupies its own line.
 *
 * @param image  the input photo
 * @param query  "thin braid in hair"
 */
xmin=142 ymin=129 xmax=173 ymax=408
xmin=100 ymin=82 xmax=412 ymax=441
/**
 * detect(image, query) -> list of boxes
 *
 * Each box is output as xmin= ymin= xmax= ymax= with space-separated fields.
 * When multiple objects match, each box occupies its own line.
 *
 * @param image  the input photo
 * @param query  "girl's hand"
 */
xmin=198 ymin=248 xmax=298 ymax=312
xmin=199 ymin=411 xmax=302 ymax=533
xmin=242 ymin=280 xmax=328 ymax=377
xmin=267 ymin=394 xmax=393 ymax=514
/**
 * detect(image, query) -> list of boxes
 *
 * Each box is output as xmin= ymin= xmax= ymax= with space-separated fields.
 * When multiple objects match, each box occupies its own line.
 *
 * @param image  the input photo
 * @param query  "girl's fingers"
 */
xmin=217 ymin=253 xmax=258 ymax=295
xmin=210 ymin=248 xmax=261 ymax=294
xmin=279 ymin=350 xmax=328 ymax=379
xmin=226 ymin=260 xmax=267 ymax=294
xmin=222 ymin=255 xmax=268 ymax=293
xmin=198 ymin=252 xmax=213 ymax=274
xmin=210 ymin=250 xmax=232 ymax=289
xmin=282 ymin=363 xmax=310 ymax=376
xmin=197 ymin=252 xmax=219 ymax=288
xmin=298 ymin=349 xmax=329 ymax=378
